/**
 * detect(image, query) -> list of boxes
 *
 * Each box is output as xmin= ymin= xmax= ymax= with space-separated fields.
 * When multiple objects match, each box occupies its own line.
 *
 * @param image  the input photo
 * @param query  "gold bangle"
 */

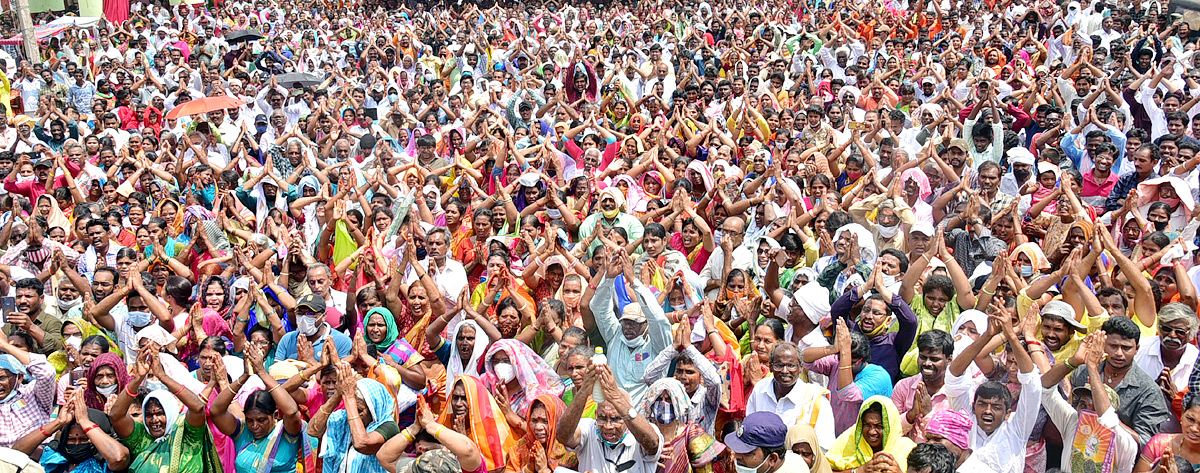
xmin=402 ymin=429 xmax=416 ymax=443
xmin=348 ymin=414 xmax=360 ymax=421
xmin=431 ymin=424 xmax=445 ymax=438
xmin=268 ymin=384 xmax=281 ymax=393
xmin=839 ymin=365 xmax=853 ymax=370
xmin=319 ymin=406 xmax=332 ymax=415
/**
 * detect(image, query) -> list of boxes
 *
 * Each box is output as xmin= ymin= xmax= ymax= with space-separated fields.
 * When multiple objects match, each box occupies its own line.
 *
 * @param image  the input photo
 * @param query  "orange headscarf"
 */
xmin=439 ymin=375 xmax=518 ymax=472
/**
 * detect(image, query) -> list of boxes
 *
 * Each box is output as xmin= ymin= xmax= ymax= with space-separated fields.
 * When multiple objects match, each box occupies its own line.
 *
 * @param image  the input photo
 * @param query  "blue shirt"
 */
xmin=274 ymin=326 xmax=353 ymax=362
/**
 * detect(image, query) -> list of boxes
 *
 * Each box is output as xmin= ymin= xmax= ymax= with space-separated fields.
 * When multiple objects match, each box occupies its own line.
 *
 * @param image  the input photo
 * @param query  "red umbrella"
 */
xmin=165 ymin=96 xmax=247 ymax=120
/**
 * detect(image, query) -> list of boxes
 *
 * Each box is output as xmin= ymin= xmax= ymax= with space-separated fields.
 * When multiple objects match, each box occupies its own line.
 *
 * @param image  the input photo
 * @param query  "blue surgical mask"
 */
xmin=598 ymin=428 xmax=628 ymax=448
xmin=128 ymin=310 xmax=153 ymax=327
xmin=1020 ymin=265 xmax=1034 ymax=278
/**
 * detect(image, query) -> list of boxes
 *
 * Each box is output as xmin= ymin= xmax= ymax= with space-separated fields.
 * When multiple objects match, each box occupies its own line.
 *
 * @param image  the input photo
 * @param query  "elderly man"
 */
xmin=273 ymin=294 xmax=353 ymax=363
xmin=1135 ymin=303 xmax=1198 ymax=412
xmin=848 ymin=189 xmax=916 ymax=251
xmin=578 ymin=187 xmax=645 ymax=256
xmin=557 ymin=363 xmax=664 ymax=473
xmin=589 ymin=249 xmax=671 ymax=404
xmin=746 ymin=342 xmax=835 ymax=449
xmin=306 ymin=263 xmax=347 ymax=329
xmin=0 ymin=332 xmax=53 ymax=447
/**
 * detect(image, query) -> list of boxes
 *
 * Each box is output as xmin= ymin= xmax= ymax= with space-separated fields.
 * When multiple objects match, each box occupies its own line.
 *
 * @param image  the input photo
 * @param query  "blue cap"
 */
xmin=723 ymin=412 xmax=787 ymax=454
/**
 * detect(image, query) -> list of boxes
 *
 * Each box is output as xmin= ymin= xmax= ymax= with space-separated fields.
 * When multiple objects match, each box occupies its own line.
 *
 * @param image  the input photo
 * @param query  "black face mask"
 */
xmin=1013 ymin=169 xmax=1032 ymax=183
xmin=62 ymin=441 xmax=97 ymax=463
xmin=1154 ymin=220 xmax=1169 ymax=231
xmin=416 ymin=246 xmax=428 ymax=259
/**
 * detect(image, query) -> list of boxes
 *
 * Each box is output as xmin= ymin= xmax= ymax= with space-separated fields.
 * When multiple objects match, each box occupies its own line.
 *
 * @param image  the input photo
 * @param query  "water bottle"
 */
xmin=592 ymin=347 xmax=607 ymax=403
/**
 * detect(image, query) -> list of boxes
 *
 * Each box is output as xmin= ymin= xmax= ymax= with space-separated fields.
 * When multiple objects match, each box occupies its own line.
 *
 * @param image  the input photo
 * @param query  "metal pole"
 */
xmin=14 ymin=0 xmax=37 ymax=64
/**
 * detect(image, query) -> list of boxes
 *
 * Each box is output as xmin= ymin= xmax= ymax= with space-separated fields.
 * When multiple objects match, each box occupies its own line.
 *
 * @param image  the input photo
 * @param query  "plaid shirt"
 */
xmin=0 ymin=355 xmax=55 ymax=447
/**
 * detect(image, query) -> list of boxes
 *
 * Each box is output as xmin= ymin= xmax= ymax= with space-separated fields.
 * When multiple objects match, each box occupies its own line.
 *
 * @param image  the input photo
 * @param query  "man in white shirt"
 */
xmin=700 ymin=216 xmax=754 ymax=297
xmin=745 ymin=342 xmax=835 ymax=449
xmin=306 ymin=263 xmax=347 ymax=330
xmin=1133 ymin=302 xmax=1198 ymax=412
xmin=557 ymin=364 xmax=664 ymax=473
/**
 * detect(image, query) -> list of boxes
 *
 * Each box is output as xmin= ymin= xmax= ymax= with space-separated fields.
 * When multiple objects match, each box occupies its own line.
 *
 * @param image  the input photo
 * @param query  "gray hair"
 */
xmin=428 ymin=226 xmax=451 ymax=245
xmin=306 ymin=263 xmax=332 ymax=278
xmin=1159 ymin=302 xmax=1198 ymax=338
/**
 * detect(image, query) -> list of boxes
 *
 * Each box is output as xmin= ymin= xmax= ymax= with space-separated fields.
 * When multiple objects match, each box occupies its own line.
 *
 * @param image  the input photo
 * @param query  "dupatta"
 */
xmin=439 ymin=375 xmax=517 ymax=472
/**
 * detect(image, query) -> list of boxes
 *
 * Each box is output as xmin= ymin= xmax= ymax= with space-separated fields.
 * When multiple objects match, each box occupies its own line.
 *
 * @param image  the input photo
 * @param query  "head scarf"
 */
xmin=45 ymin=408 xmax=115 ymax=466
xmin=319 ymin=378 xmax=395 ymax=473
xmin=926 ymin=410 xmax=973 ymax=450
xmin=482 ymin=339 xmax=565 ymax=416
xmin=1137 ymin=176 xmax=1196 ymax=214
xmin=439 ymin=375 xmax=518 ymax=472
xmin=0 ymin=354 xmax=30 ymax=387
xmin=786 ymin=424 xmax=833 ymax=473
xmin=832 ymin=223 xmax=877 ymax=265
xmin=524 ymin=394 xmax=569 ymax=470
xmin=826 ymin=396 xmax=917 ymax=471
xmin=598 ymin=187 xmax=627 ymax=212
xmin=37 ymin=194 xmax=70 ymax=235
xmin=686 ymin=161 xmax=715 ymax=192
xmin=364 ymin=307 xmax=399 ymax=352
xmin=900 ymin=168 xmax=932 ymax=200
xmin=1011 ymin=243 xmax=1051 ymax=272
xmin=142 ymin=389 xmax=182 ymax=441
xmin=1068 ymin=220 xmax=1094 ymax=242
xmin=445 ymin=320 xmax=490 ymax=391
xmin=639 ymin=378 xmax=692 ymax=424
xmin=83 ymin=353 xmax=130 ymax=410
xmin=49 ymin=318 xmax=124 ymax=374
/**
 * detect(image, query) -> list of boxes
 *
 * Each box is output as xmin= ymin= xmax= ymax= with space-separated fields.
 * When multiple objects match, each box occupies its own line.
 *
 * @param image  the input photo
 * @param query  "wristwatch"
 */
xmin=626 ymin=406 xmax=639 ymax=421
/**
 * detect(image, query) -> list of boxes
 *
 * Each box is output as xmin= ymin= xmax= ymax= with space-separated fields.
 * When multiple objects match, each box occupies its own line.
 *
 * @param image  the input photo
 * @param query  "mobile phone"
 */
xmin=1 ymin=296 xmax=15 ymax=316
xmin=847 ymin=121 xmax=862 ymax=130
xmin=69 ymin=368 xmax=85 ymax=386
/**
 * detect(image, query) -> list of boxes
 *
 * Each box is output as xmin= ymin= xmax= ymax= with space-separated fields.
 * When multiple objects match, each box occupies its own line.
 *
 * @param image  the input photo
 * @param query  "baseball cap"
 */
xmin=723 ymin=412 xmax=787 ymax=454
xmin=254 ymin=114 xmax=268 ymax=124
xmin=620 ymin=304 xmax=647 ymax=324
xmin=399 ymin=449 xmax=460 ymax=473
xmin=946 ymin=139 xmax=969 ymax=152
xmin=32 ymin=158 xmax=52 ymax=169
xmin=1042 ymin=300 xmax=1086 ymax=332
xmin=922 ymin=76 xmax=935 ymax=85
xmin=910 ymin=222 xmax=935 ymax=237
xmin=296 ymin=294 xmax=326 ymax=313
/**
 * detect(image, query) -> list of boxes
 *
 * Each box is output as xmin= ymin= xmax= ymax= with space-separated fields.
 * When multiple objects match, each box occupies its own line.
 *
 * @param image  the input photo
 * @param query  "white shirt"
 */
xmin=745 ymin=378 xmax=835 ymax=450
xmin=945 ymin=368 xmax=1043 ymax=473
xmin=699 ymin=244 xmax=755 ymax=298
xmin=570 ymin=417 xmax=663 ymax=473
xmin=1040 ymin=387 xmax=1138 ymax=473
xmin=1134 ymin=335 xmax=1198 ymax=391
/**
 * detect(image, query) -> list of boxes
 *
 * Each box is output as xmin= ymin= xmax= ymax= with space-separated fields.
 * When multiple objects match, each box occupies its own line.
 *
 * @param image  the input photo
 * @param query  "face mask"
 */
xmin=878 ymin=223 xmax=899 ymax=238
xmin=144 ymin=379 xmax=167 ymax=392
xmin=388 ymin=93 xmax=398 ymax=102
xmin=62 ymin=442 xmax=97 ymax=462
xmin=297 ymin=315 xmax=320 ymax=337
xmin=14 ymin=175 xmax=35 ymax=183
xmin=58 ymin=296 xmax=82 ymax=311
xmin=846 ymin=171 xmax=863 ymax=181
xmin=598 ymin=428 xmax=629 ymax=448
xmin=1162 ymin=197 xmax=1181 ymax=208
xmin=880 ymin=273 xmax=898 ymax=288
xmin=1025 ymin=45 xmax=1038 ymax=54
xmin=671 ymin=303 xmax=688 ymax=312
xmin=416 ymin=246 xmax=428 ymax=259
xmin=494 ymin=362 xmax=516 ymax=383
xmin=127 ymin=310 xmax=154 ymax=328
xmin=1013 ymin=169 xmax=1032 ymax=183
xmin=1154 ymin=220 xmax=1169 ymax=231
xmin=1020 ymin=265 xmax=1034 ymax=277
xmin=621 ymin=332 xmax=647 ymax=348
xmin=735 ymin=456 xmax=767 ymax=473
xmin=547 ymin=208 xmax=562 ymax=219
xmin=96 ymin=383 xmax=119 ymax=396
xmin=602 ymin=208 xmax=620 ymax=219
xmin=255 ymin=125 xmax=267 ymax=134
xmin=652 ymin=400 xmax=675 ymax=424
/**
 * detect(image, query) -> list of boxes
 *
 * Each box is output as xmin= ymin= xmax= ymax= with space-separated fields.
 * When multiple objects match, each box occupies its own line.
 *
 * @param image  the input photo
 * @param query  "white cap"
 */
xmin=910 ymin=222 xmax=936 ymax=236
xmin=1007 ymin=147 xmax=1036 ymax=166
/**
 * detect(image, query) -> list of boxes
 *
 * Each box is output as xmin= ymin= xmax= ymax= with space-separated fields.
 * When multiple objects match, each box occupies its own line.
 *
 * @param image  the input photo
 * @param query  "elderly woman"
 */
xmin=309 ymin=361 xmax=398 ymax=473
xmin=13 ymin=391 xmax=131 ymax=473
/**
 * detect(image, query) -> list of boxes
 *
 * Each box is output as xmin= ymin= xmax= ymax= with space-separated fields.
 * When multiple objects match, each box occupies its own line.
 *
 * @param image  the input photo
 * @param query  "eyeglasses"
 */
xmin=595 ymin=415 xmax=625 ymax=426
xmin=770 ymin=362 xmax=800 ymax=371
xmin=1161 ymin=325 xmax=1190 ymax=337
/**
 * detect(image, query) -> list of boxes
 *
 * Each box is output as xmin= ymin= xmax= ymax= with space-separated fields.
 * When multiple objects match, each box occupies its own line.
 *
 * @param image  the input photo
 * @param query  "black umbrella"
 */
xmin=274 ymin=72 xmax=324 ymax=88
xmin=225 ymin=29 xmax=265 ymax=44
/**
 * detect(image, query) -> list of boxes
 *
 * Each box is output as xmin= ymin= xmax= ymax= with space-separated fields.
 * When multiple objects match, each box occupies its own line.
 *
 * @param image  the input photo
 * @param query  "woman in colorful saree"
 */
xmin=481 ymin=339 xmax=566 ymax=428
xmin=825 ymin=396 xmax=917 ymax=472
xmin=441 ymin=374 xmax=518 ymax=473
xmin=209 ymin=342 xmax=314 ymax=473
xmin=110 ymin=345 xmax=223 ymax=473
xmin=308 ymin=361 xmax=399 ymax=473
xmin=12 ymin=390 xmax=131 ymax=473
xmin=641 ymin=377 xmax=725 ymax=473
xmin=507 ymin=394 xmax=578 ymax=473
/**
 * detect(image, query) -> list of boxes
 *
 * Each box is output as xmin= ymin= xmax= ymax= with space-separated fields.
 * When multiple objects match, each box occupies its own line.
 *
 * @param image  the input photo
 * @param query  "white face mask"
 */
xmin=493 ymin=362 xmax=516 ymax=383
xmin=96 ymin=383 xmax=119 ymax=396
xmin=58 ymin=296 xmax=83 ymax=311
xmin=878 ymin=223 xmax=900 ymax=238
xmin=297 ymin=316 xmax=320 ymax=337
xmin=127 ymin=311 xmax=154 ymax=328
xmin=881 ymin=272 xmax=898 ymax=288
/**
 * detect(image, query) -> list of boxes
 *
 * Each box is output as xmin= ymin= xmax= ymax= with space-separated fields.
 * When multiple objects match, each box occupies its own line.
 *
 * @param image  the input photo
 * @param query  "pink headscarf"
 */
xmin=900 ymin=168 xmax=932 ymax=200
xmin=927 ymin=410 xmax=973 ymax=450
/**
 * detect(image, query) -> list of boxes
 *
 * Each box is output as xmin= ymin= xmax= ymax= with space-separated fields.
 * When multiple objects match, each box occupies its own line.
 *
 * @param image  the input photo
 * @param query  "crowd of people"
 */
xmin=0 ymin=0 xmax=1199 ymax=472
